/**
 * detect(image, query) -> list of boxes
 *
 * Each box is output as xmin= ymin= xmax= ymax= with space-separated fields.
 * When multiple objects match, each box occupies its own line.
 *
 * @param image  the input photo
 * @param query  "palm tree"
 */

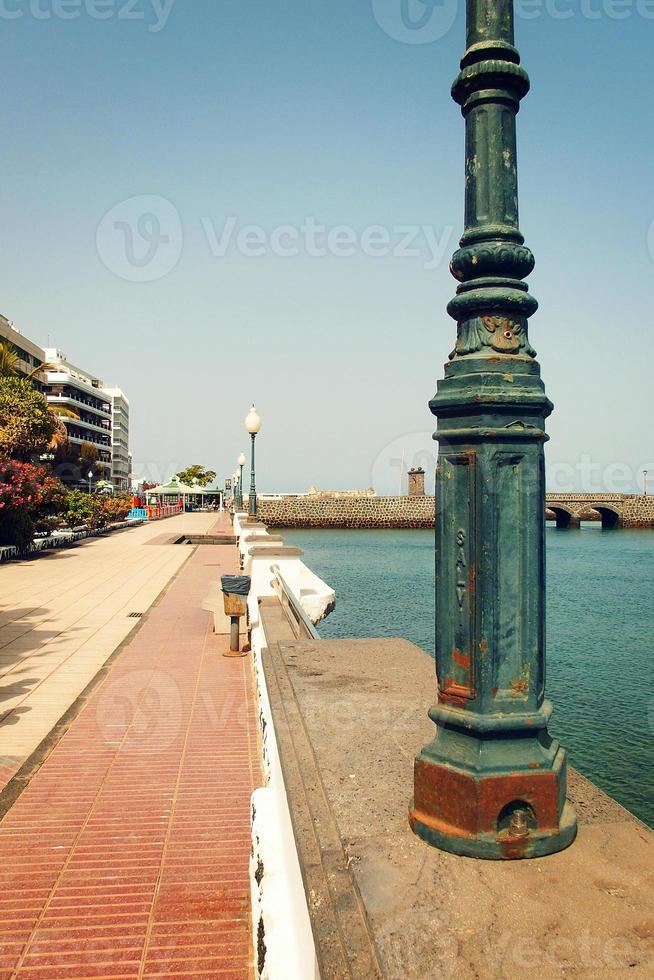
xmin=45 ymin=390 xmax=80 ymax=451
xmin=47 ymin=410 xmax=78 ymax=451
xmin=0 ymin=341 xmax=19 ymax=377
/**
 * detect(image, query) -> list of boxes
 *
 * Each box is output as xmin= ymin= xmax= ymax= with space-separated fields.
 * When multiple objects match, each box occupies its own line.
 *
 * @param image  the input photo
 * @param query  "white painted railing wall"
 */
xmin=233 ymin=513 xmax=333 ymax=980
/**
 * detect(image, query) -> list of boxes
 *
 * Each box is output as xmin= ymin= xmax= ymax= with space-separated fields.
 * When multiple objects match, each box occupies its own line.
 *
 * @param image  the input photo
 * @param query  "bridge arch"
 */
xmin=592 ymin=506 xmax=622 ymax=530
xmin=547 ymin=506 xmax=580 ymax=530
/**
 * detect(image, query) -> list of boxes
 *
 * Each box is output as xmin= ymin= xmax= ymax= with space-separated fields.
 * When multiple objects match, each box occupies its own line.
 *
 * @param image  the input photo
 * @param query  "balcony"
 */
xmin=48 ymin=392 xmax=111 ymax=417
xmin=67 ymin=433 xmax=111 ymax=451
xmin=48 ymin=382 xmax=111 ymax=415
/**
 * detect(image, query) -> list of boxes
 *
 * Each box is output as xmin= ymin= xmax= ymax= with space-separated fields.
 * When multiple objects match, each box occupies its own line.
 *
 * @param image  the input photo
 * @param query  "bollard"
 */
xmin=229 ymin=615 xmax=240 ymax=653
xmin=220 ymin=575 xmax=251 ymax=659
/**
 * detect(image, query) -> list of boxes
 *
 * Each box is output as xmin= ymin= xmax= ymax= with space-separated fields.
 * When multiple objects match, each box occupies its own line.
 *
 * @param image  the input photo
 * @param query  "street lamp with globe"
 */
xmin=244 ymin=405 xmax=261 ymax=520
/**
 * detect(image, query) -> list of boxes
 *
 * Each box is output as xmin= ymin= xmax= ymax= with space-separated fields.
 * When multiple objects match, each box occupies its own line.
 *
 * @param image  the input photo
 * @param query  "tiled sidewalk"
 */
xmin=0 ymin=524 xmax=261 ymax=978
xmin=0 ymin=512 xmax=222 ymax=794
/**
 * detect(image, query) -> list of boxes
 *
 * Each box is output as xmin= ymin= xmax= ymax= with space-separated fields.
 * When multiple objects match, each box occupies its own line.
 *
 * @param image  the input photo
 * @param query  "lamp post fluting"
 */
xmin=245 ymin=405 xmax=261 ymax=520
xmin=410 ymin=0 xmax=576 ymax=860
xmin=238 ymin=453 xmax=246 ymax=510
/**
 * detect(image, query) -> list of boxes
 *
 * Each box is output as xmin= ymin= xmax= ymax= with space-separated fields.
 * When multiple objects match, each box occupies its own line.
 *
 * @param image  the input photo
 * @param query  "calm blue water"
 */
xmin=284 ymin=526 xmax=654 ymax=828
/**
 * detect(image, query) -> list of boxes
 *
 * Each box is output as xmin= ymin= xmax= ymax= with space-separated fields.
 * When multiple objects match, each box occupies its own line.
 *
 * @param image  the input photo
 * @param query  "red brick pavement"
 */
xmin=0 ymin=520 xmax=261 ymax=979
xmin=0 ymin=762 xmax=20 ymax=796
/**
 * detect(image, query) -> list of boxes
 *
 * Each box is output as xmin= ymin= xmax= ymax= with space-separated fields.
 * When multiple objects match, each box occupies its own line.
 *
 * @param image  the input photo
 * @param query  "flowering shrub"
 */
xmin=0 ymin=458 xmax=43 ymax=510
xmin=0 ymin=458 xmax=133 ymax=550
xmin=0 ymin=459 xmax=66 ymax=549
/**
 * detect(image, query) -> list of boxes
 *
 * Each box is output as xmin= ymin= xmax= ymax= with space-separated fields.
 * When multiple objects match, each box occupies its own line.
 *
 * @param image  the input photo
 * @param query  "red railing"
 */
xmin=144 ymin=504 xmax=183 ymax=521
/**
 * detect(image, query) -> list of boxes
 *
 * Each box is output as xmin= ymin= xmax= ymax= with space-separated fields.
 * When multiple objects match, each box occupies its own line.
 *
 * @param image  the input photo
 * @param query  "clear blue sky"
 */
xmin=2 ymin=1 xmax=652 ymax=493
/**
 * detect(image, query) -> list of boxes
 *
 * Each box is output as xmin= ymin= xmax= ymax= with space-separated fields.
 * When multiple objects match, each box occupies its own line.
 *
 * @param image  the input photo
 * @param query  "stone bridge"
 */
xmin=545 ymin=493 xmax=654 ymax=529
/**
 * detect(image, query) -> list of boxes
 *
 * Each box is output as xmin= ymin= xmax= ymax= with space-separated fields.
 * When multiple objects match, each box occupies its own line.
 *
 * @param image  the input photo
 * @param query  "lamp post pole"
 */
xmin=245 ymin=405 xmax=261 ymax=521
xmin=238 ymin=453 xmax=246 ymax=510
xmin=643 ymin=470 xmax=648 ymax=496
xmin=248 ymin=435 xmax=256 ymax=518
xmin=87 ymin=469 xmax=93 ymax=495
xmin=410 ymin=0 xmax=576 ymax=859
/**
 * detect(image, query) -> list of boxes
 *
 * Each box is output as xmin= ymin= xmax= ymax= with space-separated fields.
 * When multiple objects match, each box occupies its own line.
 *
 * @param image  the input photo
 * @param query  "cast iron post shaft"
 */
xmin=249 ymin=432 xmax=257 ymax=519
xmin=410 ymin=0 xmax=577 ymax=859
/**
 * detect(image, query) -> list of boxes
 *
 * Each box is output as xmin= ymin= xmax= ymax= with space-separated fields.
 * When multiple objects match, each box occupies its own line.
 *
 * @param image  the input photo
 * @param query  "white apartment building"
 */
xmin=42 ymin=349 xmax=113 ymax=475
xmin=102 ymin=387 xmax=131 ymax=491
xmin=2 ymin=317 xmax=131 ymax=490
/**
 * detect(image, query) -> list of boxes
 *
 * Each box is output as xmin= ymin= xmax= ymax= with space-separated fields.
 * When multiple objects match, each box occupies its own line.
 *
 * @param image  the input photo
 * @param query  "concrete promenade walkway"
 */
xmin=0 ymin=514 xmax=261 ymax=978
xmin=0 ymin=513 xmax=218 ymax=792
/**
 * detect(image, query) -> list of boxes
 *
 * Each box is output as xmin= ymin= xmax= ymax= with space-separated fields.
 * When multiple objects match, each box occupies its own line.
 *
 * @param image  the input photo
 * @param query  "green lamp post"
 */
xmin=237 ymin=452 xmax=246 ymax=510
xmin=409 ymin=0 xmax=577 ymax=860
xmin=245 ymin=404 xmax=261 ymax=520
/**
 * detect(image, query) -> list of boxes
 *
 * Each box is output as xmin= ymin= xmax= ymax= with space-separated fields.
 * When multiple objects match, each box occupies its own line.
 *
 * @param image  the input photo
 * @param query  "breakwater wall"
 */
xmin=257 ymin=495 xmax=435 ymax=529
xmin=623 ymin=497 xmax=654 ymax=526
xmin=256 ymin=493 xmax=654 ymax=529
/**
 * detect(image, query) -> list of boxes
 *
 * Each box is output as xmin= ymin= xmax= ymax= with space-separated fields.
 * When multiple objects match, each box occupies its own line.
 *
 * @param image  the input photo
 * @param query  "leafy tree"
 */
xmin=100 ymin=492 xmax=134 ymax=523
xmin=176 ymin=465 xmax=217 ymax=487
xmin=31 ymin=473 xmax=69 ymax=534
xmin=64 ymin=490 xmax=108 ymax=530
xmin=51 ymin=438 xmax=82 ymax=486
xmin=80 ymin=441 xmax=99 ymax=468
xmin=0 ymin=346 xmax=79 ymax=455
xmin=0 ymin=377 xmax=57 ymax=460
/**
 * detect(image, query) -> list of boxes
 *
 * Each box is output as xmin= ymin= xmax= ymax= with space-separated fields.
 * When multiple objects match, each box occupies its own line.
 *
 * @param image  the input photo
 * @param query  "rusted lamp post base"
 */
xmin=410 ymin=707 xmax=577 ymax=860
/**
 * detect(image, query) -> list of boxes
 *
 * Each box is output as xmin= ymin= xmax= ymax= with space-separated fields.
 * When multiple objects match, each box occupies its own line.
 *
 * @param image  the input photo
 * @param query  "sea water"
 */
xmin=283 ymin=525 xmax=654 ymax=828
